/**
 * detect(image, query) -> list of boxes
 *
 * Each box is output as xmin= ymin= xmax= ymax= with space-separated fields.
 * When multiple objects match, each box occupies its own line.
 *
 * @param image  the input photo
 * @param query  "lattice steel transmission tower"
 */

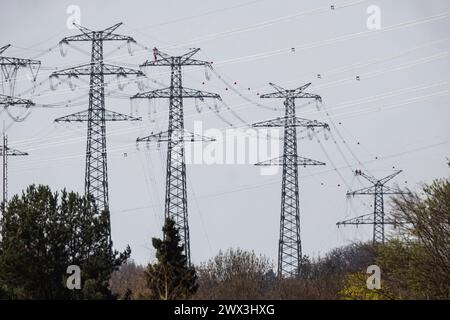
xmin=131 ymin=48 xmax=220 ymax=265
xmin=253 ymin=83 xmax=329 ymax=278
xmin=0 ymin=46 xmax=36 ymax=211
xmin=0 ymin=129 xmax=28 ymax=209
xmin=50 ymin=23 xmax=144 ymax=234
xmin=337 ymin=170 xmax=408 ymax=244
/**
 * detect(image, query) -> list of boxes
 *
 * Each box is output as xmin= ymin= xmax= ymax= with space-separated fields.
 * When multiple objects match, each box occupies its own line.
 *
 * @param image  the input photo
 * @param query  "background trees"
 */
xmin=0 ymin=184 xmax=130 ymax=299
xmin=341 ymin=165 xmax=450 ymax=300
xmin=388 ymin=175 xmax=450 ymax=299
xmin=1 ymin=164 xmax=449 ymax=300
xmin=194 ymin=248 xmax=274 ymax=299
xmin=109 ymin=260 xmax=150 ymax=299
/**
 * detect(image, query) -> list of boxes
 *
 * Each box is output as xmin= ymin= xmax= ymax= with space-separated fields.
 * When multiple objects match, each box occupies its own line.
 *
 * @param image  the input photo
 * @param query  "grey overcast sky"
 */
xmin=1 ymin=0 xmax=449 ymax=265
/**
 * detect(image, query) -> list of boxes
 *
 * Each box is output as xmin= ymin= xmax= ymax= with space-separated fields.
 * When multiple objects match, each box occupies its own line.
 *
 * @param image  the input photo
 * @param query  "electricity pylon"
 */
xmin=50 ymin=23 xmax=144 ymax=235
xmin=131 ymin=48 xmax=221 ymax=265
xmin=0 ymin=129 xmax=28 ymax=210
xmin=253 ymin=83 xmax=329 ymax=278
xmin=0 ymin=47 xmax=36 ymax=211
xmin=0 ymin=95 xmax=33 ymax=207
xmin=337 ymin=170 xmax=408 ymax=244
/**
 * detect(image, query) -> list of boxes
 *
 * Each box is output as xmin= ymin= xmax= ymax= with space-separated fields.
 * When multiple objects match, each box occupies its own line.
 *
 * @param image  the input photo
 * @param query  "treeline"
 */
xmin=0 ymin=164 xmax=449 ymax=299
xmin=111 ymin=164 xmax=450 ymax=300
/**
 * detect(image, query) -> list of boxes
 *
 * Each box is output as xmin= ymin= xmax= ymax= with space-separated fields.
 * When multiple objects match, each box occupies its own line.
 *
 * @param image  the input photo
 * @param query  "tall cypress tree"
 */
xmin=145 ymin=218 xmax=198 ymax=300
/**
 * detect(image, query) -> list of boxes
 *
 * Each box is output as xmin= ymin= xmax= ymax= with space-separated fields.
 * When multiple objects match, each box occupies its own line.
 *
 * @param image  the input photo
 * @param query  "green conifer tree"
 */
xmin=0 ymin=184 xmax=130 ymax=299
xmin=145 ymin=218 xmax=198 ymax=299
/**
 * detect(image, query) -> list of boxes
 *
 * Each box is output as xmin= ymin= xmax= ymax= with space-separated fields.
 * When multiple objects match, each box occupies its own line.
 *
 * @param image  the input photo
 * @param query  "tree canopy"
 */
xmin=0 ymin=184 xmax=130 ymax=299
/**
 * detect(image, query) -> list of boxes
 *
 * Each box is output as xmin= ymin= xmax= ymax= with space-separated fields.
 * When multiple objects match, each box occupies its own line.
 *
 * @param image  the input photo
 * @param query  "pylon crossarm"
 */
xmin=268 ymin=82 xmax=287 ymax=93
xmin=141 ymin=48 xmax=209 ymax=67
xmin=54 ymin=109 xmax=141 ymax=122
xmin=292 ymin=83 xmax=316 ymax=95
xmin=337 ymin=213 xmax=406 ymax=227
xmin=181 ymin=88 xmax=221 ymax=99
xmin=132 ymin=87 xmax=220 ymax=100
xmin=61 ymin=33 xmax=112 ymax=42
xmin=0 ymin=56 xmax=41 ymax=66
xmin=346 ymin=185 xmax=377 ymax=196
xmin=259 ymin=91 xmax=292 ymax=99
xmin=252 ymin=116 xmax=329 ymax=128
xmin=102 ymin=64 xmax=144 ymax=76
xmin=63 ymin=22 xmax=134 ymax=42
xmin=255 ymin=155 xmax=325 ymax=166
xmin=378 ymin=170 xmax=403 ymax=185
xmin=51 ymin=63 xmax=143 ymax=77
xmin=0 ymin=148 xmax=28 ymax=156
xmin=260 ymin=90 xmax=322 ymax=100
xmin=381 ymin=185 xmax=409 ymax=195
xmin=131 ymin=88 xmax=171 ymax=99
xmin=0 ymin=94 xmax=34 ymax=107
xmin=141 ymin=50 xmax=172 ymax=67
xmin=179 ymin=57 xmax=209 ymax=66
xmin=384 ymin=216 xmax=407 ymax=225
xmin=265 ymin=82 xmax=311 ymax=96
xmin=357 ymin=171 xmax=378 ymax=185
xmin=142 ymin=56 xmax=209 ymax=67
xmin=180 ymin=48 xmax=201 ymax=62
xmin=70 ymin=23 xmax=95 ymax=38
xmin=0 ymin=44 xmax=11 ymax=55
xmin=337 ymin=213 xmax=373 ymax=226
xmin=260 ymin=82 xmax=321 ymax=101
xmin=0 ymin=44 xmax=41 ymax=66
xmin=137 ymin=129 xmax=215 ymax=143
xmin=101 ymin=22 xmax=126 ymax=38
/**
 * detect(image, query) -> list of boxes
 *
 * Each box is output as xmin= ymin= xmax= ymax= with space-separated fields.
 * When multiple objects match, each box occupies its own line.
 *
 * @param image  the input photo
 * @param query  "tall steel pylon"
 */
xmin=253 ymin=83 xmax=329 ymax=278
xmin=50 ymin=23 xmax=144 ymax=234
xmin=131 ymin=48 xmax=220 ymax=265
xmin=0 ymin=46 xmax=35 ymax=210
xmin=337 ymin=170 xmax=408 ymax=244
xmin=0 ymin=128 xmax=28 ymax=209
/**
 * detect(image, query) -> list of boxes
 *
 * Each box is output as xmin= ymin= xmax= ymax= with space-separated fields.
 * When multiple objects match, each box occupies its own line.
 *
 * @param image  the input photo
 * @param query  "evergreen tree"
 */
xmin=145 ymin=218 xmax=198 ymax=300
xmin=0 ymin=184 xmax=130 ymax=299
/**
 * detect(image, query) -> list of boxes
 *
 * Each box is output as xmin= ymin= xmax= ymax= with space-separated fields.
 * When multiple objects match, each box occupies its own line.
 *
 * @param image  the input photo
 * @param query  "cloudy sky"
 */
xmin=1 ymin=0 xmax=449 ymax=266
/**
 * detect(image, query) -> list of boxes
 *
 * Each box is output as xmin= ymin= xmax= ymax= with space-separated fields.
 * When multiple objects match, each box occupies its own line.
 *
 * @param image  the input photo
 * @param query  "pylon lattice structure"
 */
xmin=50 ymin=23 xmax=144 ymax=235
xmin=336 ymin=170 xmax=408 ymax=244
xmin=0 ymin=46 xmax=36 ymax=210
xmin=0 ymin=44 xmax=41 ymax=96
xmin=0 ymin=94 xmax=34 ymax=108
xmin=0 ymin=131 xmax=28 ymax=209
xmin=131 ymin=48 xmax=221 ymax=265
xmin=253 ymin=82 xmax=329 ymax=278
